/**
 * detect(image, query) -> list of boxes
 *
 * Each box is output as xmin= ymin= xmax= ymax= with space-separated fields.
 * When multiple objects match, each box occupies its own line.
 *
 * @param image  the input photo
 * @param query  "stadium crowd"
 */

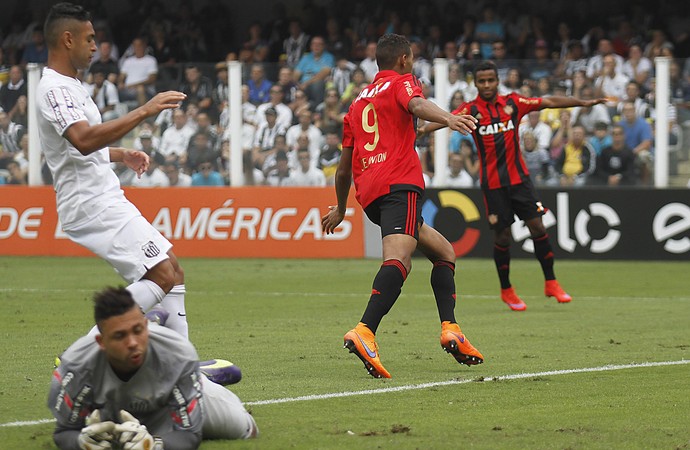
xmin=1 ymin=0 xmax=689 ymax=187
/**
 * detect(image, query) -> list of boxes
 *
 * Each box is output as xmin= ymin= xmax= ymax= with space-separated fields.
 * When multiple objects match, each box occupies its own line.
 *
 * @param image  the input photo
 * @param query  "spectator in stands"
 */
xmin=586 ymin=39 xmax=624 ymax=80
xmin=89 ymin=41 xmax=119 ymax=84
xmin=256 ymin=86 xmax=293 ymax=130
xmin=617 ymin=100 xmax=653 ymax=184
xmin=331 ymin=57 xmax=358 ymax=98
xmin=288 ymin=89 xmax=311 ymax=120
xmin=568 ymin=70 xmax=589 ymax=99
xmin=118 ymin=37 xmax=158 ymax=107
xmin=0 ymin=109 xmax=23 ymax=168
xmin=148 ymin=24 xmax=179 ymax=81
xmin=252 ymin=107 xmax=286 ymax=171
xmin=89 ymin=70 xmax=121 ymax=122
xmin=550 ymin=108 xmax=573 ymax=159
xmin=179 ymin=64 xmax=215 ymax=118
xmin=286 ymin=109 xmax=323 ymax=168
xmin=4 ymin=159 xmax=26 ymax=184
xmin=560 ymin=40 xmax=588 ymax=80
xmin=432 ymin=152 xmax=474 ymax=188
xmin=186 ymin=132 xmax=220 ymax=174
xmin=594 ymin=124 xmax=637 ymax=186
xmin=9 ymin=94 xmax=28 ymax=128
xmin=213 ymin=63 xmax=229 ymax=108
xmin=570 ymin=86 xmax=611 ymax=134
xmin=588 ymin=121 xmax=613 ymax=156
xmin=340 ymin=68 xmax=366 ymax=107
xmin=315 ymin=88 xmax=345 ymax=132
xmin=476 ymin=6 xmax=505 ymax=60
xmin=318 ymin=128 xmax=341 ymax=185
xmin=159 ymin=109 xmax=195 ymax=165
xmin=264 ymin=150 xmax=291 ymax=186
xmin=294 ymin=36 xmax=335 ymax=108
xmin=288 ymin=147 xmax=326 ymax=186
xmin=247 ymin=64 xmax=272 ymax=106
xmin=524 ymin=40 xmax=556 ymax=85
xmin=519 ymin=111 xmax=552 ymax=154
xmin=522 ymin=130 xmax=554 ymax=186
xmin=0 ymin=65 xmax=26 ymax=114
xmin=325 ymin=17 xmax=351 ymax=60
xmin=594 ymin=54 xmax=629 ymax=111
xmin=192 ymin=112 xmax=219 ymax=150
xmin=618 ymin=81 xmax=651 ymax=119
xmin=276 ymin=66 xmax=299 ymax=105
xmin=644 ymin=29 xmax=673 ymax=60
xmin=13 ymin=132 xmax=29 ymax=178
xmin=410 ymin=40 xmax=431 ymax=82
xmin=622 ymin=44 xmax=652 ymax=88
xmin=192 ymin=158 xmax=224 ymax=186
xmin=162 ymin=160 xmax=192 ymax=187
xmin=20 ymin=28 xmax=48 ymax=66
xmin=442 ymin=40 xmax=460 ymax=64
xmin=501 ymin=68 xmax=522 ymax=95
xmin=283 ymin=18 xmax=310 ymax=69
xmin=135 ymin=128 xmax=159 ymax=155
xmin=359 ymin=41 xmax=379 ymax=83
xmin=554 ymin=125 xmax=596 ymax=186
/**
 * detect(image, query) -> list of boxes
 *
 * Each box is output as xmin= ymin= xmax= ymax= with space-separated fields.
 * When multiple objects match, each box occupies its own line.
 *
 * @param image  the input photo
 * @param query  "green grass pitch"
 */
xmin=0 ymin=256 xmax=688 ymax=449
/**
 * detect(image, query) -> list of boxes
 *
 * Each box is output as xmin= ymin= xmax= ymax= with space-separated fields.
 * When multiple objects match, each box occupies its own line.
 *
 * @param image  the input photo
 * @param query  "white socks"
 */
xmin=161 ymin=284 xmax=188 ymax=339
xmin=126 ymin=279 xmax=166 ymax=311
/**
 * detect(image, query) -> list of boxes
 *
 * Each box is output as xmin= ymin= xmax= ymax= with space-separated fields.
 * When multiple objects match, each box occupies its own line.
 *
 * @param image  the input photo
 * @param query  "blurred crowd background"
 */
xmin=0 ymin=0 xmax=689 ymax=188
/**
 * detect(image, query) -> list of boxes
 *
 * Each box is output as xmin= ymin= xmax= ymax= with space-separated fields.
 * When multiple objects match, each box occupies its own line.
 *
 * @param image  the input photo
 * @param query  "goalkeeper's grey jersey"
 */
xmin=47 ymin=323 xmax=203 ymax=449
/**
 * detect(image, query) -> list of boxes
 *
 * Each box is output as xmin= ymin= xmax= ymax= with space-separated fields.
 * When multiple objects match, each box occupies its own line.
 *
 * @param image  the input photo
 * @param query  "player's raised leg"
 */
xmin=418 ymin=223 xmax=483 ymax=365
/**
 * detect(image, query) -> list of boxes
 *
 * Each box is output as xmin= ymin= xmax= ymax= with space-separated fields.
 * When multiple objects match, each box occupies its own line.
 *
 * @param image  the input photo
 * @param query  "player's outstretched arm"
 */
xmin=322 ymin=146 xmax=353 ymax=235
xmin=408 ymin=97 xmax=477 ymax=135
xmin=539 ymin=95 xmax=607 ymax=110
xmin=64 ymin=91 xmax=187 ymax=155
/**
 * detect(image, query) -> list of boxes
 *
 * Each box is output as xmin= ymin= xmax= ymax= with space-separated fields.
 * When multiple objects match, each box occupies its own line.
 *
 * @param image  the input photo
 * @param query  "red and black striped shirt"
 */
xmin=453 ymin=93 xmax=542 ymax=189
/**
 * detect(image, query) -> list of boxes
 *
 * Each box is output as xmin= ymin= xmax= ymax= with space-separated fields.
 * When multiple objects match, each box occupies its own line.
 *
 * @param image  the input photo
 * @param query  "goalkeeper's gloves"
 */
xmin=78 ymin=409 xmax=116 ymax=450
xmin=115 ymin=410 xmax=163 ymax=450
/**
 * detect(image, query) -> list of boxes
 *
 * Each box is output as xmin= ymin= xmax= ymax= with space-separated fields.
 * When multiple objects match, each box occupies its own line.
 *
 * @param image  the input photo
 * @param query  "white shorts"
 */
xmin=200 ymin=375 xmax=258 ymax=439
xmin=65 ymin=199 xmax=172 ymax=283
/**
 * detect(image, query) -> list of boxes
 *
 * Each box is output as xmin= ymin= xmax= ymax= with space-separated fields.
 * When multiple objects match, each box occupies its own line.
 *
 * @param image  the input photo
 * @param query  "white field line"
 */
xmin=3 ymin=359 xmax=688 ymax=428
xmin=1 ymin=287 xmax=689 ymax=302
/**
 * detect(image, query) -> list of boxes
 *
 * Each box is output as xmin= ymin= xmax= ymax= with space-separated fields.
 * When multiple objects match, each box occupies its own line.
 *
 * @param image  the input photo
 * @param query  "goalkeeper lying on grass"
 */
xmin=48 ymin=286 xmax=257 ymax=450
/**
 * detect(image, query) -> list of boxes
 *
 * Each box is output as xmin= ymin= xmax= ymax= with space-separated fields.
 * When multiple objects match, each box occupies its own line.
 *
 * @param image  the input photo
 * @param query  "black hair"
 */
xmin=473 ymin=60 xmax=498 ymax=78
xmin=94 ymin=286 xmax=137 ymax=327
xmin=376 ymin=34 xmax=411 ymax=70
xmin=44 ymin=2 xmax=91 ymax=48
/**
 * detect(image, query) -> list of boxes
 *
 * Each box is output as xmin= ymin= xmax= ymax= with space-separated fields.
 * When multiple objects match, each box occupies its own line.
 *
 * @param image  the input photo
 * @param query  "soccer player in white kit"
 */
xmin=48 ymin=287 xmax=257 ymax=449
xmin=37 ymin=3 xmax=191 ymax=337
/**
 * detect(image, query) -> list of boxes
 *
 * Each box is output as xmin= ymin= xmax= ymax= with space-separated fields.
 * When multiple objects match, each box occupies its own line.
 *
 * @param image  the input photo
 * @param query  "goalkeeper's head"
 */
xmin=94 ymin=287 xmax=149 ymax=378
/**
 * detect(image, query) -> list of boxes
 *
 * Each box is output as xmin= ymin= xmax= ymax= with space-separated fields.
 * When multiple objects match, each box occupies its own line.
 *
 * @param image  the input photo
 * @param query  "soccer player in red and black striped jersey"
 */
xmin=321 ymin=34 xmax=483 ymax=378
xmin=426 ymin=61 xmax=606 ymax=311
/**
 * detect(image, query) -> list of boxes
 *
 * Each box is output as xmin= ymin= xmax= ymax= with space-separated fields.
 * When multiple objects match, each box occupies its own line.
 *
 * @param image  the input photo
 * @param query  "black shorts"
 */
xmin=482 ymin=178 xmax=545 ymax=231
xmin=364 ymin=189 xmax=423 ymax=239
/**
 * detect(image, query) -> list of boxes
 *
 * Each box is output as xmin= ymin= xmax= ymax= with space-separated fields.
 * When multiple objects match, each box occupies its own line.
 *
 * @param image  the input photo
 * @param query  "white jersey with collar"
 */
xmin=36 ymin=67 xmax=124 ymax=230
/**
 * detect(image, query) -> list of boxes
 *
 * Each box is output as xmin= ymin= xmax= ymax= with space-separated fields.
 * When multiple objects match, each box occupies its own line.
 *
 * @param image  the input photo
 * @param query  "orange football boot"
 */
xmin=501 ymin=287 xmax=527 ymax=311
xmin=545 ymin=280 xmax=572 ymax=303
xmin=343 ymin=323 xmax=391 ymax=378
xmin=440 ymin=321 xmax=484 ymax=366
